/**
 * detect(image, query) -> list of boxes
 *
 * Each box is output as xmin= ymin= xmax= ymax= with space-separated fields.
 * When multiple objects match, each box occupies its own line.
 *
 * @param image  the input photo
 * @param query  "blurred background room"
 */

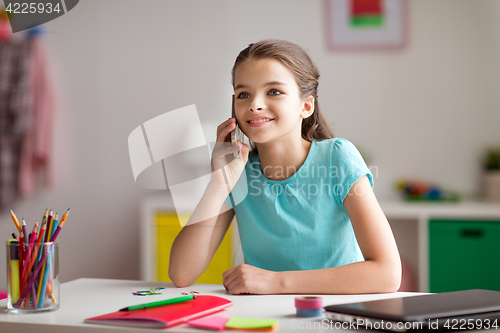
xmin=0 ymin=0 xmax=499 ymax=295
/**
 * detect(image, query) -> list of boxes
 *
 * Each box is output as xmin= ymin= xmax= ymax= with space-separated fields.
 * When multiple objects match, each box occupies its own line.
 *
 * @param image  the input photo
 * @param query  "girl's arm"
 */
xmin=169 ymin=183 xmax=235 ymax=287
xmin=170 ymin=118 xmax=249 ymax=288
xmin=223 ymin=175 xmax=402 ymax=294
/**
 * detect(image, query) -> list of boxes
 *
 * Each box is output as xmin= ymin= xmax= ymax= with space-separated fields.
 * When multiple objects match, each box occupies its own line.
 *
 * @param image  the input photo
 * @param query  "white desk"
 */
xmin=0 ymin=278 xmax=419 ymax=332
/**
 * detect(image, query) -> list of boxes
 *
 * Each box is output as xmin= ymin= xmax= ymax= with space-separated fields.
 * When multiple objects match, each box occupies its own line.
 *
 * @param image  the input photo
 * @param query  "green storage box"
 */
xmin=429 ymin=219 xmax=500 ymax=293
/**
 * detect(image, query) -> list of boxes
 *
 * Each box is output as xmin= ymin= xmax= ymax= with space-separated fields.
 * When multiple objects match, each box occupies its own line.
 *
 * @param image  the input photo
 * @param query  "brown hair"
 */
xmin=231 ymin=39 xmax=334 ymax=143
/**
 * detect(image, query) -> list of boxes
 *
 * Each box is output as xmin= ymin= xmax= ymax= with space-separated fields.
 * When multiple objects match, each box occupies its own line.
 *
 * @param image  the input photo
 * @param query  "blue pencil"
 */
xmin=51 ymin=213 xmax=59 ymax=238
xmin=38 ymin=247 xmax=52 ymax=308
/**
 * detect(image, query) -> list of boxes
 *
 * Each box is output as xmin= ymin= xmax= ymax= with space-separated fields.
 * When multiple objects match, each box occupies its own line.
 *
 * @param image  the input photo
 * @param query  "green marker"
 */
xmin=119 ymin=295 xmax=195 ymax=311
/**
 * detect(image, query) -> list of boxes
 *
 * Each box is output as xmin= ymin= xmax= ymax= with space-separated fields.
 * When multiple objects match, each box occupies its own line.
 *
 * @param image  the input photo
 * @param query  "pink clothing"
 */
xmin=0 ymin=38 xmax=31 ymax=210
xmin=19 ymin=37 xmax=54 ymax=195
xmin=0 ymin=289 xmax=7 ymax=300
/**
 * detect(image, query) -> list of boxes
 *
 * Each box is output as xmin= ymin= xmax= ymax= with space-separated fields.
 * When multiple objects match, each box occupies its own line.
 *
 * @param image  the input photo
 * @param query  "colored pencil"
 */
xmin=44 ymin=210 xmax=53 ymax=243
xmin=119 ymin=295 xmax=196 ymax=311
xmin=57 ymin=208 xmax=70 ymax=230
xmin=33 ymin=215 xmax=47 ymax=272
xmin=38 ymin=209 xmax=49 ymax=247
xmin=51 ymin=213 xmax=59 ymax=238
xmin=38 ymin=247 xmax=53 ymax=308
xmin=30 ymin=280 xmax=37 ymax=309
xmin=8 ymin=210 xmax=22 ymax=290
xmin=20 ymin=221 xmax=38 ymax=293
xmin=8 ymin=211 xmax=22 ymax=289
xmin=9 ymin=210 xmax=22 ymax=234
xmin=18 ymin=229 xmax=25 ymax=280
xmin=15 ymin=209 xmax=70 ymax=309
xmin=47 ymin=283 xmax=56 ymax=303
xmin=21 ymin=219 xmax=27 ymax=247
xmin=20 ymin=219 xmax=27 ymax=277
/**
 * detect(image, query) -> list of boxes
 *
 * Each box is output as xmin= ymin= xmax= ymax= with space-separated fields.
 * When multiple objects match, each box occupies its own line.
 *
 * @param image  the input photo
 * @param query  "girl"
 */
xmin=169 ymin=39 xmax=401 ymax=295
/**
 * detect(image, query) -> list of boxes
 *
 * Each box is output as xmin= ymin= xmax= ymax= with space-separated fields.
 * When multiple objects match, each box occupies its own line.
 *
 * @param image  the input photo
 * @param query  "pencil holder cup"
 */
xmin=6 ymin=240 xmax=60 ymax=313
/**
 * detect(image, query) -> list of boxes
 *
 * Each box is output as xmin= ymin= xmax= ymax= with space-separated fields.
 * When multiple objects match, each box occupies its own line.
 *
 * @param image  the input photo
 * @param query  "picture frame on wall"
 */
xmin=326 ymin=0 xmax=408 ymax=50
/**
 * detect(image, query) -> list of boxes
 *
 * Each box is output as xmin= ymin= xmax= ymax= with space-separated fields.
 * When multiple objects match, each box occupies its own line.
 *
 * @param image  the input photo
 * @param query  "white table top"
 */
xmin=0 ymin=278 xmax=421 ymax=332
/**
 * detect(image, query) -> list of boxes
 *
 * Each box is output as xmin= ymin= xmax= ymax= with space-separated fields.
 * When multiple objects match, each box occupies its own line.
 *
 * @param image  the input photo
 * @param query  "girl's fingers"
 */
xmin=216 ymin=119 xmax=230 ymax=135
xmin=237 ymin=141 xmax=250 ymax=164
xmin=216 ymin=119 xmax=236 ymax=140
xmin=216 ymin=121 xmax=236 ymax=143
xmin=212 ymin=143 xmax=240 ymax=161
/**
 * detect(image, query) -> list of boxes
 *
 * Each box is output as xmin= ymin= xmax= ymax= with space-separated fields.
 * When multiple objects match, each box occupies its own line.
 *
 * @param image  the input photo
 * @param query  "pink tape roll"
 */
xmin=295 ymin=296 xmax=323 ymax=310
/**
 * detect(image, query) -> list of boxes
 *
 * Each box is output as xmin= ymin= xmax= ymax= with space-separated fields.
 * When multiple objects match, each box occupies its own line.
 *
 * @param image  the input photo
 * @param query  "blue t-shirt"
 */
xmin=226 ymin=138 xmax=373 ymax=272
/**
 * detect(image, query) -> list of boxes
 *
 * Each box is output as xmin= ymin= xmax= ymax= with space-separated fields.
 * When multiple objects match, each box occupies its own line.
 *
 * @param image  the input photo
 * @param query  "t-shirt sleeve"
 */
xmin=331 ymin=138 xmax=373 ymax=205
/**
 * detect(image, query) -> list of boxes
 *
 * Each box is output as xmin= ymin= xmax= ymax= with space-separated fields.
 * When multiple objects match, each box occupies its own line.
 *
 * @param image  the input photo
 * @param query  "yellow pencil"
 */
xmin=9 ymin=210 xmax=22 ymax=234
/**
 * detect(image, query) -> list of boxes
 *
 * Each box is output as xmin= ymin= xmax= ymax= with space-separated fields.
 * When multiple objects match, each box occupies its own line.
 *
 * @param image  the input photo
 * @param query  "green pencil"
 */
xmin=119 ymin=295 xmax=196 ymax=311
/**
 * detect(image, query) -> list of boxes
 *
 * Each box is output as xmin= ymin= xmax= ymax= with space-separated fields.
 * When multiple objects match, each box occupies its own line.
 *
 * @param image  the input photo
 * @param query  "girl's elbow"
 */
xmin=169 ymin=274 xmax=194 ymax=288
xmin=385 ymin=269 xmax=402 ymax=293
xmin=383 ymin=261 xmax=402 ymax=293
xmin=171 ymin=279 xmax=193 ymax=288
xmin=168 ymin=268 xmax=195 ymax=288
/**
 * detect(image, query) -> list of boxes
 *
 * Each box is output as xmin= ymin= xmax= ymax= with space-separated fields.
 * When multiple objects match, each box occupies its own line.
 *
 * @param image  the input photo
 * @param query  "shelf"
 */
xmin=380 ymin=200 xmax=500 ymax=220
xmin=380 ymin=200 xmax=500 ymax=292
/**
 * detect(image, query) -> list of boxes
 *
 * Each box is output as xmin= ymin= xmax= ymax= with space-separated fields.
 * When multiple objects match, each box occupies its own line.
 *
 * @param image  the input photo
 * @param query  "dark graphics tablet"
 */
xmin=324 ymin=289 xmax=500 ymax=332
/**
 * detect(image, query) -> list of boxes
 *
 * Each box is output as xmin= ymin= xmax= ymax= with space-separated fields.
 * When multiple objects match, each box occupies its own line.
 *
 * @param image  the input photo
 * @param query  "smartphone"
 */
xmin=231 ymin=94 xmax=244 ymax=158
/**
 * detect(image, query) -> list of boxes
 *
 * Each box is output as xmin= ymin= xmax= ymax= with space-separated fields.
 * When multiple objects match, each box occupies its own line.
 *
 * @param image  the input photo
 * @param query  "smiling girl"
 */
xmin=169 ymin=39 xmax=401 ymax=295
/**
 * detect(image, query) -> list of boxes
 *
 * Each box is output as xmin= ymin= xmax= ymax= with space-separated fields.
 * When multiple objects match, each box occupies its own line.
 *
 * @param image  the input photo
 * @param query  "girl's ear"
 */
xmin=300 ymin=95 xmax=315 ymax=119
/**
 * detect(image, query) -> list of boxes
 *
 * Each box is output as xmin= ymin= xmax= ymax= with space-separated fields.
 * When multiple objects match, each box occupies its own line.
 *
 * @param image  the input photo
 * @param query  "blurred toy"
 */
xmin=395 ymin=178 xmax=460 ymax=202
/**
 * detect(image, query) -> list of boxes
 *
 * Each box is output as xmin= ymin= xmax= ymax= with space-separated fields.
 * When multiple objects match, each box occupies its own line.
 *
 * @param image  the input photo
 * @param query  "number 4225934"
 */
xmin=5 ymin=2 xmax=62 ymax=14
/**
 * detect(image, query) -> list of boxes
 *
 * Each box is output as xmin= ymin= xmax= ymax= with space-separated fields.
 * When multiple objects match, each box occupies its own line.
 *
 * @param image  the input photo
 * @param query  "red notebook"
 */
xmin=84 ymin=295 xmax=233 ymax=329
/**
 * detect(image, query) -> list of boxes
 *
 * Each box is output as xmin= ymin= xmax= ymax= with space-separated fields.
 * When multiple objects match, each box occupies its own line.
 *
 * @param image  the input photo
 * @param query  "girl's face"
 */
xmin=233 ymin=58 xmax=313 ymax=145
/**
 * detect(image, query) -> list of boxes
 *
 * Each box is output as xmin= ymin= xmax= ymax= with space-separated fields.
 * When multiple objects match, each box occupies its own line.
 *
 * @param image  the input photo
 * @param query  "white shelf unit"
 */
xmin=380 ymin=200 xmax=500 ymax=292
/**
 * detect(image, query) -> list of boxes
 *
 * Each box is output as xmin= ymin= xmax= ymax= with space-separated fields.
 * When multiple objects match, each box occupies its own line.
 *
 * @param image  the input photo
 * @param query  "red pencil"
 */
xmin=39 ymin=209 xmax=48 ymax=244
xmin=20 ymin=221 xmax=38 ymax=294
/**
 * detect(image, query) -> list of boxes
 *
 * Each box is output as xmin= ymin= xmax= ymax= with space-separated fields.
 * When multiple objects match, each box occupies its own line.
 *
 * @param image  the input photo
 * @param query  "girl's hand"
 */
xmin=222 ymin=264 xmax=281 ymax=295
xmin=211 ymin=118 xmax=249 ymax=189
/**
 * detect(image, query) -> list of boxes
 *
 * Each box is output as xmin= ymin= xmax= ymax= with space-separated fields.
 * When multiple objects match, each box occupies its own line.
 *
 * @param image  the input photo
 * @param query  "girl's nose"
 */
xmin=249 ymin=97 xmax=265 ymax=112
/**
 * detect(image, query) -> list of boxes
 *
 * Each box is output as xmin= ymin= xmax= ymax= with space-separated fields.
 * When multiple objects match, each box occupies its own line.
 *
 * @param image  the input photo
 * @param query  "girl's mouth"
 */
xmin=247 ymin=118 xmax=274 ymax=127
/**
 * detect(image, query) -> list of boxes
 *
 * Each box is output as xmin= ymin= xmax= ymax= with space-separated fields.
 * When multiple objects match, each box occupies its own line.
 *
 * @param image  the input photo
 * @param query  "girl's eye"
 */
xmin=238 ymin=92 xmax=250 ymax=99
xmin=269 ymin=89 xmax=282 ymax=96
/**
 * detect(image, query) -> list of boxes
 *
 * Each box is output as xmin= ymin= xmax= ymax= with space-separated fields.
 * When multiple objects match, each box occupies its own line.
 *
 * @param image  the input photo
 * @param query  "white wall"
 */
xmin=0 ymin=0 xmax=499 ymax=288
